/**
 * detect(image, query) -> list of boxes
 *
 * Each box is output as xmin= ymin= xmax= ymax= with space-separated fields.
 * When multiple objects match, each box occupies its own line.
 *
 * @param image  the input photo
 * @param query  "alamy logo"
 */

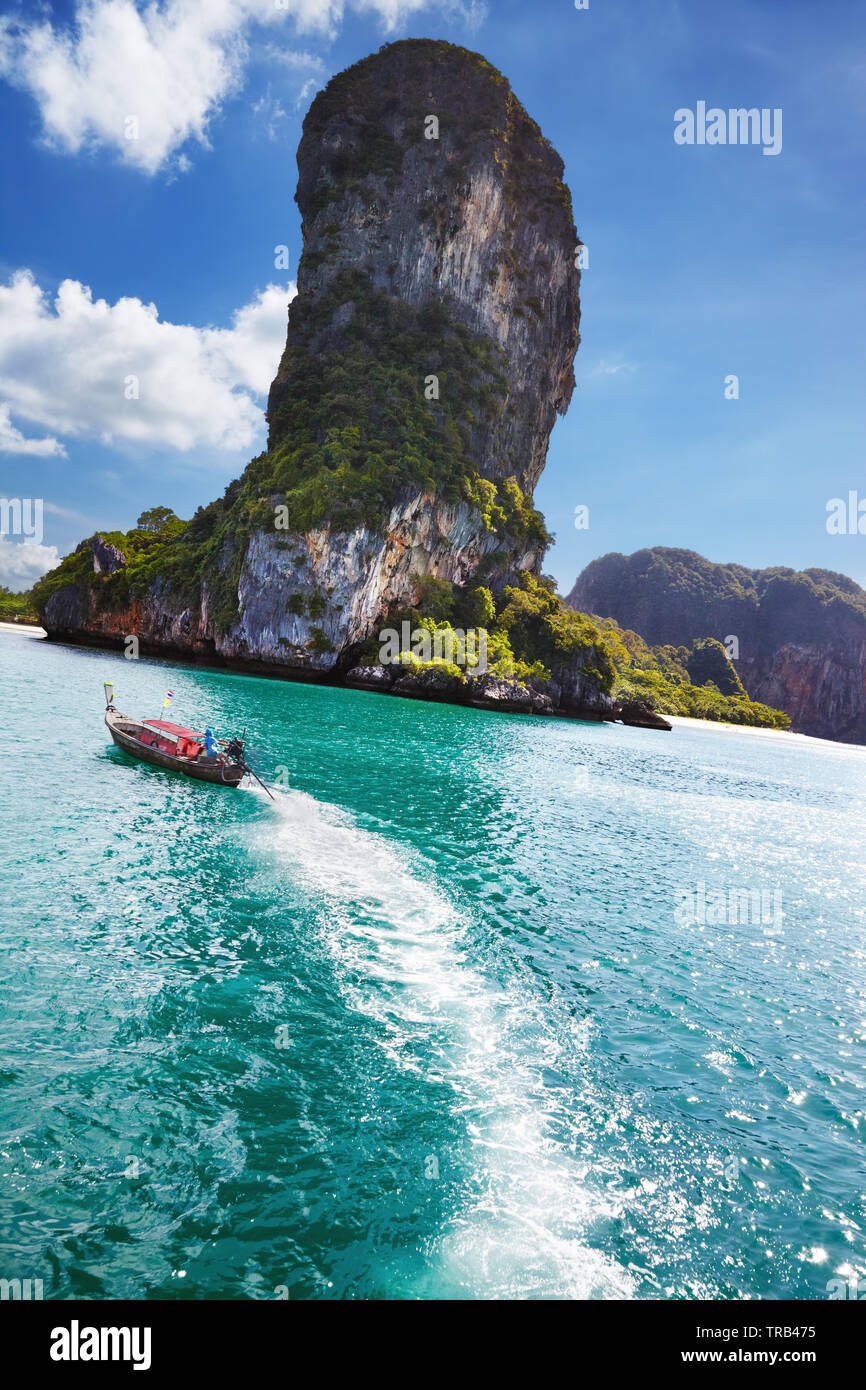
xmin=0 ymin=1277 xmax=43 ymax=1299
xmin=674 ymin=103 xmax=782 ymax=156
xmin=0 ymin=497 xmax=43 ymax=545
xmin=827 ymin=1276 xmax=866 ymax=1300
xmin=675 ymin=882 xmax=782 ymax=928
xmin=50 ymin=1320 xmax=152 ymax=1372
xmin=826 ymin=492 xmax=866 ymax=535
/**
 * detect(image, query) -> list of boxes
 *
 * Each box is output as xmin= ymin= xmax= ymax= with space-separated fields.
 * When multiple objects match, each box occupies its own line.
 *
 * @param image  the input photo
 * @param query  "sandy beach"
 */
xmin=0 ymin=621 xmax=46 ymax=635
xmin=664 ymin=711 xmax=864 ymax=751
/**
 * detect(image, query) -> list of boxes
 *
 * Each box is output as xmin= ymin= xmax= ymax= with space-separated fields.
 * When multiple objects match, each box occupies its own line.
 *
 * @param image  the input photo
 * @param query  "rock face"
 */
xmin=570 ymin=547 xmax=866 ymax=742
xmin=222 ymin=492 xmax=541 ymax=672
xmin=89 ymin=536 xmax=127 ymax=575
xmin=44 ymin=490 xmax=543 ymax=674
xmin=42 ymin=577 xmax=217 ymax=659
xmin=344 ymin=665 xmax=559 ymax=716
xmin=617 ymin=700 xmax=672 ymax=732
xmin=42 ymin=40 xmax=611 ymax=718
xmin=269 ymin=39 xmax=580 ymax=494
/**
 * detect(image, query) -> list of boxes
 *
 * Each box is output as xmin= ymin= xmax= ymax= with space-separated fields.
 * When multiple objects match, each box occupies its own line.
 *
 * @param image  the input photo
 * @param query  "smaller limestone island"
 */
xmin=572 ymin=548 xmax=866 ymax=742
xmin=28 ymin=41 xmax=788 ymax=735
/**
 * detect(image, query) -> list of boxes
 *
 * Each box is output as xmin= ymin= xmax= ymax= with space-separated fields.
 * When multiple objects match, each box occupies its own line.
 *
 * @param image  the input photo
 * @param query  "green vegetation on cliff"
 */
xmin=31 ymin=509 xmax=193 ymax=615
xmin=0 ymin=586 xmax=38 ymax=623
xmin=495 ymin=572 xmax=614 ymax=688
xmin=356 ymin=571 xmax=616 ymax=691
xmin=686 ymin=637 xmax=746 ymax=696
xmin=262 ymin=269 xmax=547 ymax=539
xmin=597 ymin=621 xmax=790 ymax=729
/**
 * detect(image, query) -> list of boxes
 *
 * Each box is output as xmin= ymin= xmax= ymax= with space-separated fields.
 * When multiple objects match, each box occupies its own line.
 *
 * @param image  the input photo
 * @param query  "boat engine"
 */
xmin=224 ymin=737 xmax=247 ymax=767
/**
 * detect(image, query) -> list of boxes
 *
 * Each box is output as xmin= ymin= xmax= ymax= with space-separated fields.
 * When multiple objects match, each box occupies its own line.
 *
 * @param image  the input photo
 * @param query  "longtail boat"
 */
xmin=103 ymin=683 xmax=273 ymax=794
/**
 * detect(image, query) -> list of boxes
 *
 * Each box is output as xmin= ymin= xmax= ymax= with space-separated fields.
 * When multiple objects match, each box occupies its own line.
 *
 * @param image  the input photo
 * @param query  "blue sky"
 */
xmin=0 ymin=0 xmax=863 ymax=594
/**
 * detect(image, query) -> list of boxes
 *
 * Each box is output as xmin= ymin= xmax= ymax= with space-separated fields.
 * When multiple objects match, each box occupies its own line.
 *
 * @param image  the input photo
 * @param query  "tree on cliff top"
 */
xmin=136 ymin=506 xmax=183 ymax=538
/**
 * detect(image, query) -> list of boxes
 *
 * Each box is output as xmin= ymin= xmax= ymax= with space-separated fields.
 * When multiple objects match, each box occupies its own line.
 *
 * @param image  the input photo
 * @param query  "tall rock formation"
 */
xmin=570 ymin=547 xmax=866 ymax=742
xmin=268 ymin=39 xmax=580 ymax=494
xmin=39 ymin=40 xmax=606 ymax=710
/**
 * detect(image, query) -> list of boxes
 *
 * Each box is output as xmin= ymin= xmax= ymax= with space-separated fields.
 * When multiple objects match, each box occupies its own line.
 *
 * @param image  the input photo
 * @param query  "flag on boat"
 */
xmin=163 ymin=690 xmax=175 ymax=710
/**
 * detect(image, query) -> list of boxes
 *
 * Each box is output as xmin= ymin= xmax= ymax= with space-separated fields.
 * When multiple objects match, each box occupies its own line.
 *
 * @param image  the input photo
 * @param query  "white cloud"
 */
xmin=0 ymin=402 xmax=66 ymax=456
xmin=263 ymin=44 xmax=326 ymax=73
xmin=0 ymin=270 xmax=296 ymax=454
xmin=0 ymin=539 xmax=61 ymax=588
xmin=585 ymin=358 xmax=638 ymax=381
xmin=252 ymin=86 xmax=288 ymax=140
xmin=0 ymin=0 xmax=441 ymax=175
xmin=295 ymin=76 xmax=319 ymax=108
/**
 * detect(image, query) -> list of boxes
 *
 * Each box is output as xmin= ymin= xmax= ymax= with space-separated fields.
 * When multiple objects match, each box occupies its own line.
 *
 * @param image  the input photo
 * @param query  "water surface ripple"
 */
xmin=1 ymin=632 xmax=864 ymax=1299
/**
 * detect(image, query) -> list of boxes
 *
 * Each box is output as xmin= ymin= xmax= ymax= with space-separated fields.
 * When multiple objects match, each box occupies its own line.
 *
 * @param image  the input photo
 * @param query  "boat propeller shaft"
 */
xmin=223 ymin=734 xmax=275 ymax=799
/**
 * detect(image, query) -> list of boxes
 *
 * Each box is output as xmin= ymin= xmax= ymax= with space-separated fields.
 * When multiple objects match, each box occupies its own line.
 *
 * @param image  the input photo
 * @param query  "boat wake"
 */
xmin=256 ymin=786 xmax=634 ymax=1300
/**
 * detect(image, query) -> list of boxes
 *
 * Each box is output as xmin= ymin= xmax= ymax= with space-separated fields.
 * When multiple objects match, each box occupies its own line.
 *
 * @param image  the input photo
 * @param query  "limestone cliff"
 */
xmin=268 ymin=39 xmax=580 ymax=494
xmin=570 ymin=547 xmax=866 ymax=742
xmin=37 ymin=41 xmax=613 ymax=717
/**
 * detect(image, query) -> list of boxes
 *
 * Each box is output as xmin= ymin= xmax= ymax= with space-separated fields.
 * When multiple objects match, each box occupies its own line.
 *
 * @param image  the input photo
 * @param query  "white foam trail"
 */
xmin=259 ymin=787 xmax=634 ymax=1299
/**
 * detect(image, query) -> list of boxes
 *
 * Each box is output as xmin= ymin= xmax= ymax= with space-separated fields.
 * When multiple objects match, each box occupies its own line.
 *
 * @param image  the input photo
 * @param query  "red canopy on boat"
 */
xmin=143 ymin=720 xmax=204 ymax=740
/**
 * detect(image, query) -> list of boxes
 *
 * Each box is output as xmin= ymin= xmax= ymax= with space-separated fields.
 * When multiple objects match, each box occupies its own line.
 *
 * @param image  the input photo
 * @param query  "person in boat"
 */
xmin=202 ymin=727 xmax=225 ymax=763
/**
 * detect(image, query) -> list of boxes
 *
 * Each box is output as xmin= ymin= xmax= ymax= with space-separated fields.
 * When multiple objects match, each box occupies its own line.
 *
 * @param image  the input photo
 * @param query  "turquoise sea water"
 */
xmin=1 ymin=628 xmax=865 ymax=1300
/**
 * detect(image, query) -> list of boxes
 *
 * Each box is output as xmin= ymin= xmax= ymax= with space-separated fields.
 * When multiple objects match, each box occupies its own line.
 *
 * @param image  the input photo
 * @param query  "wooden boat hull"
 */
xmin=105 ymin=710 xmax=245 ymax=786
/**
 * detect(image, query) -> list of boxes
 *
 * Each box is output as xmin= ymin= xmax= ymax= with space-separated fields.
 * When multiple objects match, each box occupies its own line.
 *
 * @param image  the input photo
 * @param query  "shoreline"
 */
xmin=0 ymin=620 xmax=46 ymax=635
xmin=33 ymin=627 xmax=612 ymax=725
xmin=664 ymin=713 xmax=866 ymax=751
xmin=16 ymin=627 xmax=864 ymax=748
